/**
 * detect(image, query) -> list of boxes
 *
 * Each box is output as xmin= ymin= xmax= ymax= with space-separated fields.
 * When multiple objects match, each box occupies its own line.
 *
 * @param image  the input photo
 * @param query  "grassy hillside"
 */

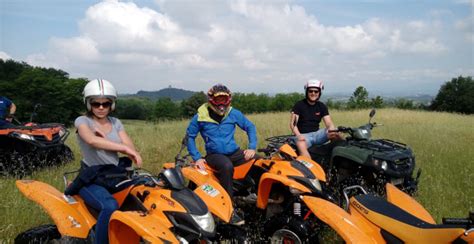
xmin=1 ymin=108 xmax=473 ymax=242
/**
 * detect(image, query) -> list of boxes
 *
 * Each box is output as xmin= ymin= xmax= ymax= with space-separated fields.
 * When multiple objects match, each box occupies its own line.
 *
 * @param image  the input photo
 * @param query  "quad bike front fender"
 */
xmin=16 ymin=180 xmax=95 ymax=238
xmin=180 ymin=166 xmax=233 ymax=223
xmin=301 ymin=196 xmax=380 ymax=244
xmin=109 ymin=211 xmax=179 ymax=244
xmin=385 ymin=183 xmax=435 ymax=224
xmin=257 ymin=173 xmax=311 ymax=209
xmin=295 ymin=155 xmax=326 ymax=182
xmin=331 ymin=146 xmax=367 ymax=165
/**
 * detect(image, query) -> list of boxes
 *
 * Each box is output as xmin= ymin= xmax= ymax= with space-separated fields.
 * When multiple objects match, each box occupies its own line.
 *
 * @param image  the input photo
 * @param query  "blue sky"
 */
xmin=1 ymin=0 xmax=472 ymax=95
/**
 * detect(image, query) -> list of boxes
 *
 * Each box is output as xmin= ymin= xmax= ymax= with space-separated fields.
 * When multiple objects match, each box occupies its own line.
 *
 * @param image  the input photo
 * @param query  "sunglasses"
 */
xmin=90 ymin=102 xmax=112 ymax=108
xmin=308 ymin=89 xmax=320 ymax=94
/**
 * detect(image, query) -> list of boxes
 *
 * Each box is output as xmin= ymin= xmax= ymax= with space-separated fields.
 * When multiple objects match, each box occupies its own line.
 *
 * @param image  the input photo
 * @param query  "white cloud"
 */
xmin=0 ymin=51 xmax=12 ymax=60
xmin=19 ymin=0 xmax=469 ymax=94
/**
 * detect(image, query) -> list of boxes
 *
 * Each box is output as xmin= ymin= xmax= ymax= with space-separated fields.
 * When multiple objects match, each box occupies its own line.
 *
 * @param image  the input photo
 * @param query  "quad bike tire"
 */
xmin=15 ymin=224 xmax=61 ymax=244
xmin=265 ymin=215 xmax=316 ymax=244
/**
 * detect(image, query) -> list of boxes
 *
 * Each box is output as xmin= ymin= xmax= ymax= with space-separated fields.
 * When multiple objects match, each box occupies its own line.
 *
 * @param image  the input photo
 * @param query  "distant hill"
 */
xmin=121 ymin=87 xmax=197 ymax=101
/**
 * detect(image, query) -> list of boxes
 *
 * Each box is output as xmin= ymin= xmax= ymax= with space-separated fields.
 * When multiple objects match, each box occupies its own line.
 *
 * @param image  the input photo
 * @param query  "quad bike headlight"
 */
xmin=288 ymin=176 xmax=322 ymax=194
xmin=372 ymin=158 xmax=388 ymax=171
xmin=190 ymin=211 xmax=215 ymax=233
xmin=12 ymin=132 xmax=35 ymax=141
xmin=59 ymin=127 xmax=66 ymax=137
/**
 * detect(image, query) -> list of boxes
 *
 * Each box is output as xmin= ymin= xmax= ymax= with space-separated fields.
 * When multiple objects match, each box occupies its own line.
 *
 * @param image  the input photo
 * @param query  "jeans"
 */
xmin=298 ymin=128 xmax=329 ymax=148
xmin=79 ymin=184 xmax=119 ymax=244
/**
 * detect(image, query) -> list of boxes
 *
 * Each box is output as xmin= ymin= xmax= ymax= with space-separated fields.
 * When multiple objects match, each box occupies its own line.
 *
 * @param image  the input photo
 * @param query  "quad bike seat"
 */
xmin=353 ymin=194 xmax=467 ymax=242
xmin=308 ymin=140 xmax=346 ymax=157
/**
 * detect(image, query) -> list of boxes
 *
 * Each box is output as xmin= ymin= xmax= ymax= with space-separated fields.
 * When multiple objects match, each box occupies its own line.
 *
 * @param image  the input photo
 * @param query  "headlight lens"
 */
xmin=309 ymin=178 xmax=322 ymax=192
xmin=373 ymin=158 xmax=388 ymax=170
xmin=190 ymin=211 xmax=215 ymax=233
xmin=13 ymin=133 xmax=35 ymax=141
xmin=59 ymin=128 xmax=66 ymax=137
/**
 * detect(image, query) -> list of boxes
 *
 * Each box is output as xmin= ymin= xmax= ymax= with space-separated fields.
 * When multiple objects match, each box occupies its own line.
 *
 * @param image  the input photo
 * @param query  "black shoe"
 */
xmin=230 ymin=211 xmax=245 ymax=226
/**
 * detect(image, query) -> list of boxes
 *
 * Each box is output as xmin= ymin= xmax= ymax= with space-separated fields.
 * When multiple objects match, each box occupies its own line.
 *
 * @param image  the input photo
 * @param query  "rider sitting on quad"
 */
xmin=67 ymin=79 xmax=142 ymax=244
xmin=290 ymin=79 xmax=339 ymax=158
xmin=0 ymin=96 xmax=16 ymax=128
xmin=186 ymin=83 xmax=257 ymax=226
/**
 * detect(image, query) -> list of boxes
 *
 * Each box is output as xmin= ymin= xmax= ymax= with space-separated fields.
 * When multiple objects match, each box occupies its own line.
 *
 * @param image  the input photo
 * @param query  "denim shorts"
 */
xmin=295 ymin=128 xmax=329 ymax=148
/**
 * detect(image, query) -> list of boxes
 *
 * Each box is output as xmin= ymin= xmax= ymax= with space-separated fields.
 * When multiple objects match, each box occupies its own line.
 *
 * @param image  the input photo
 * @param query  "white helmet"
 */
xmin=83 ymin=79 xmax=118 ymax=111
xmin=304 ymin=79 xmax=324 ymax=91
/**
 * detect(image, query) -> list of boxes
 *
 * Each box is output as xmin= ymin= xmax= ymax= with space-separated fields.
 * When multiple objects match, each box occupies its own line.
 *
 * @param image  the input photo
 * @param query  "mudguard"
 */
xmin=193 ymin=182 xmax=233 ymax=223
xmin=165 ymin=164 xmax=233 ymax=222
xmin=385 ymin=183 xmax=435 ymax=224
xmin=350 ymin=197 xmax=466 ymax=243
xmin=295 ymin=155 xmax=326 ymax=182
xmin=331 ymin=145 xmax=367 ymax=164
xmin=278 ymin=144 xmax=298 ymax=158
xmin=109 ymin=211 xmax=179 ymax=244
xmin=16 ymin=180 xmax=95 ymax=238
xmin=257 ymin=173 xmax=311 ymax=209
xmin=301 ymin=196 xmax=379 ymax=244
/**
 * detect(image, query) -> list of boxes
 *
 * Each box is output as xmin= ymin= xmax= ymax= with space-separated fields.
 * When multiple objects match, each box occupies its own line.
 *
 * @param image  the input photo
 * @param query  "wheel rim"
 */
xmin=270 ymin=229 xmax=302 ymax=244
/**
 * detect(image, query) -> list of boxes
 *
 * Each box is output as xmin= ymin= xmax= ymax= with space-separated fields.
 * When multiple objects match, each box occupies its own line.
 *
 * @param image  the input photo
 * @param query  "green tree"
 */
xmin=431 ymin=76 xmax=474 ymax=114
xmin=180 ymin=92 xmax=207 ymax=117
xmin=394 ymin=98 xmax=415 ymax=110
xmin=0 ymin=60 xmax=87 ymax=125
xmin=371 ymin=96 xmax=384 ymax=108
xmin=115 ymin=98 xmax=153 ymax=120
xmin=347 ymin=86 xmax=370 ymax=109
xmin=153 ymin=97 xmax=180 ymax=120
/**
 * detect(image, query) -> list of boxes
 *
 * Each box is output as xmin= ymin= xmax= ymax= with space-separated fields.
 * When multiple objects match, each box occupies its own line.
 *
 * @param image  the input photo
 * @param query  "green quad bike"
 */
xmin=267 ymin=109 xmax=420 ymax=201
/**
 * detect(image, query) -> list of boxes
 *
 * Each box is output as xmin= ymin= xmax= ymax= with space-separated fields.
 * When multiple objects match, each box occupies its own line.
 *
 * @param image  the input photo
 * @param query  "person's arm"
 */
xmin=186 ymin=115 xmax=203 ymax=161
xmin=118 ymin=130 xmax=142 ymax=167
xmin=290 ymin=112 xmax=305 ymax=142
xmin=9 ymin=103 xmax=16 ymax=115
xmin=235 ymin=110 xmax=257 ymax=160
xmin=322 ymin=115 xmax=336 ymax=131
xmin=76 ymin=122 xmax=141 ymax=164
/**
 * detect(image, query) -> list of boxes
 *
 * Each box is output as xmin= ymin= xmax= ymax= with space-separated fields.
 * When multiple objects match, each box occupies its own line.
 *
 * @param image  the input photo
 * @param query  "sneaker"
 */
xmin=230 ymin=211 xmax=245 ymax=226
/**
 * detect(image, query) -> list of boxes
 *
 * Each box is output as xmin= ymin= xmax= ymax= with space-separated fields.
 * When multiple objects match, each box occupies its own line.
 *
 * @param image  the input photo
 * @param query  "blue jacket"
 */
xmin=0 ymin=96 xmax=13 ymax=119
xmin=186 ymin=104 xmax=257 ymax=161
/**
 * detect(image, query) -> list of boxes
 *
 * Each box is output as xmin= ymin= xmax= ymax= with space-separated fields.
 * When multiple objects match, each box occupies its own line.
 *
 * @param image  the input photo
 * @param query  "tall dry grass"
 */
xmin=0 ymin=108 xmax=472 ymax=242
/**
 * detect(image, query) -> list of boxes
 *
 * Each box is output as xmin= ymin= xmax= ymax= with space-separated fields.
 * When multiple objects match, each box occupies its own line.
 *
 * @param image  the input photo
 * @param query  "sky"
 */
xmin=1 ymin=0 xmax=473 ymax=95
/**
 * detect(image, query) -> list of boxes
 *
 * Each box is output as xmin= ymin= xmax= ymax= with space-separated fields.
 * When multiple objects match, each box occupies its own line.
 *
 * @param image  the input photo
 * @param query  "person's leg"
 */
xmin=294 ymin=133 xmax=312 ymax=158
xmin=79 ymin=184 xmax=119 ymax=244
xmin=205 ymin=154 xmax=234 ymax=198
xmin=311 ymin=128 xmax=329 ymax=146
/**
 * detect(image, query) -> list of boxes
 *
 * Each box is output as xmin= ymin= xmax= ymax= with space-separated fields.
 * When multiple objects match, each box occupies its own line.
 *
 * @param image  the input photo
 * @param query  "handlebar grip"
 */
xmin=442 ymin=218 xmax=471 ymax=225
xmin=258 ymin=148 xmax=272 ymax=153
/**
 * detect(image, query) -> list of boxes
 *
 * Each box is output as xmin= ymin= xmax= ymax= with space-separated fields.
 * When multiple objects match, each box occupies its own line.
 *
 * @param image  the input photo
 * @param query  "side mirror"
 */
xmin=369 ymin=109 xmax=376 ymax=118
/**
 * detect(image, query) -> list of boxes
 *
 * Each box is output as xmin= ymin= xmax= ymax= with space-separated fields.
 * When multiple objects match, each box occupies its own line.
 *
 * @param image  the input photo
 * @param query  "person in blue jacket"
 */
xmin=186 ymin=83 xmax=257 ymax=225
xmin=0 ymin=96 xmax=16 ymax=128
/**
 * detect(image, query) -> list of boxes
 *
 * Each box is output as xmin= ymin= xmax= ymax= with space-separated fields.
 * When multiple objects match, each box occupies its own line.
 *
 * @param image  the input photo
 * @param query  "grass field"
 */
xmin=1 ymin=108 xmax=473 ymax=242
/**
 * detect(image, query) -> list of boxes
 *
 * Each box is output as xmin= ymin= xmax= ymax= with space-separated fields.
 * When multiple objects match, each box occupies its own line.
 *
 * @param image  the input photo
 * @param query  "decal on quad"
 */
xmin=201 ymin=184 xmax=220 ymax=197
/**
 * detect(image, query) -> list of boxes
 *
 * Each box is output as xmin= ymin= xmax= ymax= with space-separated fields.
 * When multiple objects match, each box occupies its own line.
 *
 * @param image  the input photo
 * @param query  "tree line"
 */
xmin=1 ymin=59 xmax=472 ymax=126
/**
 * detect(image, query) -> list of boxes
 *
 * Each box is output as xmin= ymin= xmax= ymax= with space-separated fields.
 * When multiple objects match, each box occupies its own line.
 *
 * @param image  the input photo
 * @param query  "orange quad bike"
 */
xmin=301 ymin=183 xmax=474 ymax=244
xmin=0 ymin=104 xmax=73 ymax=176
xmin=165 ymin=135 xmax=338 ymax=243
xmin=15 ymin=165 xmax=220 ymax=243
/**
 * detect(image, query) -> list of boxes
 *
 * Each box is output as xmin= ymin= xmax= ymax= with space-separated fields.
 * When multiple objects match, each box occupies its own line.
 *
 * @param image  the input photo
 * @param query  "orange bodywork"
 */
xmin=109 ymin=211 xmax=179 ymax=244
xmin=16 ymin=180 xmax=96 ymax=238
xmin=385 ymin=183 xmax=436 ymax=224
xmin=0 ymin=126 xmax=62 ymax=141
xmin=17 ymin=179 xmax=195 ymax=243
xmin=302 ymin=196 xmax=379 ymax=244
xmin=166 ymin=163 xmax=233 ymax=223
xmin=350 ymin=197 xmax=466 ymax=243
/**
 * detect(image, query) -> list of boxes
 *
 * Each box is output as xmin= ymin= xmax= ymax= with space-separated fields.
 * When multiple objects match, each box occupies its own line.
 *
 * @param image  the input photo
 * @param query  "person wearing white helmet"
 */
xmin=290 ymin=79 xmax=338 ymax=158
xmin=71 ymin=78 xmax=142 ymax=244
